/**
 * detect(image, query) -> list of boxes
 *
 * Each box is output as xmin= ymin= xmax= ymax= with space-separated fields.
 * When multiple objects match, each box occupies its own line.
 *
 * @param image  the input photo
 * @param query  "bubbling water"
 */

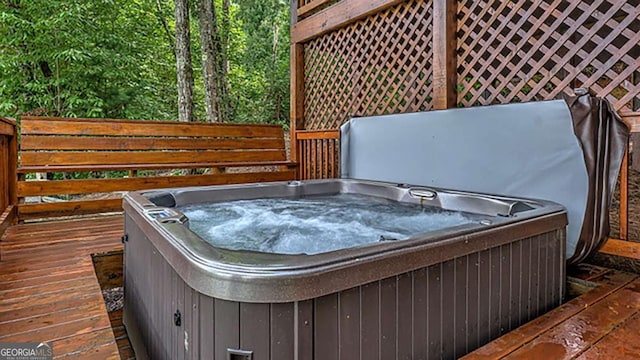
xmin=179 ymin=194 xmax=472 ymax=255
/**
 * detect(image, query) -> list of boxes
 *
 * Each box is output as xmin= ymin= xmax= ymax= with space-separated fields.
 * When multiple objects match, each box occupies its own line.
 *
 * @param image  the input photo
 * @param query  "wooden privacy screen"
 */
xmin=17 ymin=117 xmax=295 ymax=220
xmin=290 ymin=0 xmax=639 ymax=238
xmin=457 ymin=0 xmax=639 ymax=109
xmin=300 ymin=0 xmax=434 ymax=131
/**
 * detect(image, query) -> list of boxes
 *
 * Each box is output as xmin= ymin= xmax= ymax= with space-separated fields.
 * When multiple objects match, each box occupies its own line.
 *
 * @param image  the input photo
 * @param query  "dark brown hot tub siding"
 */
xmin=124 ymin=214 xmax=565 ymax=360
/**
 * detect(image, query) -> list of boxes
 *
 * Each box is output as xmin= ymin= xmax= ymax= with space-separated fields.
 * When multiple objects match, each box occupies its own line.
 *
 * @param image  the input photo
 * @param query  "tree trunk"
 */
xmin=220 ymin=0 xmax=231 ymax=119
xmin=197 ymin=0 xmax=223 ymax=122
xmin=174 ymin=0 xmax=194 ymax=122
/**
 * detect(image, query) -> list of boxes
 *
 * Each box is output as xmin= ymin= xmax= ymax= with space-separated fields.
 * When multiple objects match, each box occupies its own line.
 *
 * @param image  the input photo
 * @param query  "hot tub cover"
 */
xmin=341 ymin=100 xmax=588 ymax=260
xmin=341 ymin=97 xmax=629 ymax=263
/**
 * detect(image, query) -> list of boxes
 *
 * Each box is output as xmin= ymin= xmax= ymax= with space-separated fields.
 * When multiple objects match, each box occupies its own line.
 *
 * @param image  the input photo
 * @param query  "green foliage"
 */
xmin=0 ymin=0 xmax=291 ymax=126
xmin=227 ymin=0 xmax=290 ymax=126
xmin=0 ymin=0 xmax=177 ymax=119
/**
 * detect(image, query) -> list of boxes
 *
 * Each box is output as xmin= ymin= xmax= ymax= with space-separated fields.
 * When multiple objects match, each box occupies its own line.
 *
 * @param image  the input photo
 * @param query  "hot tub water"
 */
xmin=179 ymin=193 xmax=472 ymax=255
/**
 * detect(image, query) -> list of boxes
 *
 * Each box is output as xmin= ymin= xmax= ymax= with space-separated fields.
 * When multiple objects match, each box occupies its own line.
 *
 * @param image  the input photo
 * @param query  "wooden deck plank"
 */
xmin=2 ymin=224 xmax=123 ymax=244
xmin=4 ymin=215 xmax=123 ymax=235
xmin=575 ymin=311 xmax=640 ymax=359
xmin=0 ymin=258 xmax=91 ymax=278
xmin=0 ymin=292 xmax=104 ymax=323
xmin=1 ymin=242 xmax=123 ymax=262
xmin=53 ymin=342 xmax=121 ymax=359
xmin=0 ymin=314 xmax=111 ymax=343
xmin=462 ymin=270 xmax=639 ymax=359
xmin=0 ymin=302 xmax=107 ymax=337
xmin=0 ymin=267 xmax=95 ymax=290
xmin=0 ymin=276 xmax=96 ymax=300
xmin=0 ymin=215 xmax=122 ymax=358
xmin=51 ymin=328 xmax=118 ymax=359
xmin=503 ymin=278 xmax=640 ymax=359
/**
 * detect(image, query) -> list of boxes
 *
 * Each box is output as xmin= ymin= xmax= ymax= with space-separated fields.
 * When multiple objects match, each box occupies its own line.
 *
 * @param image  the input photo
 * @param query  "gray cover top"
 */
xmin=341 ymin=100 xmax=588 ymax=258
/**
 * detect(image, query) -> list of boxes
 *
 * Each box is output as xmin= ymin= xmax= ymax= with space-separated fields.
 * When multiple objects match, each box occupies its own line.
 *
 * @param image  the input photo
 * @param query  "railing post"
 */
xmin=8 ymin=120 xmax=17 ymax=219
xmin=432 ymin=0 xmax=458 ymax=110
xmin=290 ymin=0 xmax=305 ymax=180
xmin=0 ymin=117 xmax=18 ymax=247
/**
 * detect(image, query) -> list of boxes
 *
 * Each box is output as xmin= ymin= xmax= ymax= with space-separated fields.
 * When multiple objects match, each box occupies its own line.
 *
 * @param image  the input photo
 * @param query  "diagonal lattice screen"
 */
xmin=303 ymin=0 xmax=434 ymax=130
xmin=457 ymin=0 xmax=640 ymax=111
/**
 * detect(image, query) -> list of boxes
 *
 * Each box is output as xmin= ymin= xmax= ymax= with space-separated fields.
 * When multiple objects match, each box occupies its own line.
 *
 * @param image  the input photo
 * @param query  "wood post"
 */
xmin=290 ymin=0 xmax=305 ymax=179
xmin=432 ymin=0 xmax=458 ymax=110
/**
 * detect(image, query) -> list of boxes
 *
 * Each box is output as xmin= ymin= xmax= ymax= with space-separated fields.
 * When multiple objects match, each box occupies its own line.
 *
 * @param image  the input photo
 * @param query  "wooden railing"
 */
xmin=295 ymin=130 xmax=340 ymax=180
xmin=0 ymin=117 xmax=17 ymax=236
xmin=17 ymin=117 xmax=296 ymax=221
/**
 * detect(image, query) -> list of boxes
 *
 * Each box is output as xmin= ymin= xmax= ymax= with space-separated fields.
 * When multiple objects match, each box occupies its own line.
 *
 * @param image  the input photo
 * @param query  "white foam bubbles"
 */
xmin=179 ymin=194 xmax=472 ymax=255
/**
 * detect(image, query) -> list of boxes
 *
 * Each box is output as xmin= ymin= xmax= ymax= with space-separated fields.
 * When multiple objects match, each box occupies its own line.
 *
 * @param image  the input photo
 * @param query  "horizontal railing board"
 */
xmin=297 ymin=0 xmax=335 ymax=17
xmin=621 ymin=112 xmax=640 ymax=133
xmin=291 ymin=0 xmax=402 ymax=43
xmin=18 ymin=171 xmax=296 ymax=196
xmin=17 ymin=199 xmax=123 ymax=221
xmin=19 ymin=116 xmax=283 ymax=129
xmin=20 ymin=118 xmax=283 ymax=138
xmin=15 ymin=117 xmax=292 ymax=221
xmin=295 ymin=130 xmax=340 ymax=139
xmin=20 ymin=150 xmax=287 ymax=167
xmin=21 ymin=136 xmax=285 ymax=151
xmin=17 ymin=160 xmax=296 ymax=173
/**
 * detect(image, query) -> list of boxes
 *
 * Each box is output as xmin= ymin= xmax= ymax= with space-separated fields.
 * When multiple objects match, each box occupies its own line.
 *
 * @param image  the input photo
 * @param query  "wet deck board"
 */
xmin=463 ymin=265 xmax=640 ymax=359
xmin=0 ymin=216 xmax=123 ymax=359
xmin=2 ymin=215 xmax=639 ymax=360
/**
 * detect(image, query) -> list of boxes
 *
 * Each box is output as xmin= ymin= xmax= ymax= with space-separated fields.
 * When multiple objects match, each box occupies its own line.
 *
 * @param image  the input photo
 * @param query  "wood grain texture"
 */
xmin=297 ymin=0 xmax=336 ymax=18
xmin=0 ymin=216 xmax=123 ymax=358
xmin=20 ymin=117 xmax=282 ymax=137
xmin=505 ymin=278 xmax=640 ymax=359
xmin=295 ymin=130 xmax=340 ymax=140
xmin=621 ymin=112 xmax=640 ymax=132
xmin=291 ymin=0 xmax=402 ymax=43
xmin=18 ymin=199 xmax=123 ymax=220
xmin=18 ymin=171 xmax=296 ymax=196
xmin=21 ymin=149 xmax=286 ymax=166
xmin=21 ymin=136 xmax=284 ymax=151
xmin=17 ymin=117 xmax=293 ymax=221
xmin=600 ymin=238 xmax=640 ymax=260
xmin=462 ymin=267 xmax=640 ymax=359
xmin=432 ymin=0 xmax=458 ymax=109
xmin=17 ymin=160 xmax=296 ymax=173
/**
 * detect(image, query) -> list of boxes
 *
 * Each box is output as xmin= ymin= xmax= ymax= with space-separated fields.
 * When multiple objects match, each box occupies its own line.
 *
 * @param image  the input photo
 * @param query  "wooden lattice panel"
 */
xmin=303 ymin=0 xmax=433 ymax=130
xmin=457 ymin=0 xmax=640 ymax=111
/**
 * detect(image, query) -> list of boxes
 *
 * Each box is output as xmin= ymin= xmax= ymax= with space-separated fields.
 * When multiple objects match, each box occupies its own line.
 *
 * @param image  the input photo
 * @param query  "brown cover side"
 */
xmin=561 ymin=89 xmax=629 ymax=264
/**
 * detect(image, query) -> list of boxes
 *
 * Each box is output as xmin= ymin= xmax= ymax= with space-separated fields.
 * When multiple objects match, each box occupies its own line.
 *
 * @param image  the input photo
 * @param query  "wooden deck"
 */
xmin=0 ymin=215 xmax=124 ymax=359
xmin=463 ymin=264 xmax=640 ymax=359
xmin=1 ymin=215 xmax=639 ymax=359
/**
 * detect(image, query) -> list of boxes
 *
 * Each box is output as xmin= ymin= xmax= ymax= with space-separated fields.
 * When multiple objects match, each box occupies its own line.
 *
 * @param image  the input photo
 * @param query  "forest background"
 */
xmin=0 ymin=0 xmax=290 ymax=126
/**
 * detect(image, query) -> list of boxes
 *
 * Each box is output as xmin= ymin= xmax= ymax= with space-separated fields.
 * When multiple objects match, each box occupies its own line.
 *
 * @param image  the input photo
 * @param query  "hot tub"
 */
xmin=123 ymin=179 xmax=567 ymax=360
